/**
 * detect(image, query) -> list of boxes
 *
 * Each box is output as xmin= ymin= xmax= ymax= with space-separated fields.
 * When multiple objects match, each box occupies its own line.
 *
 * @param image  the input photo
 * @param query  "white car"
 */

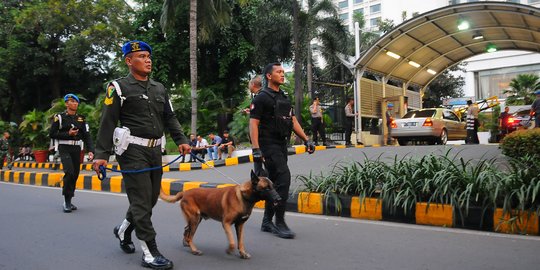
xmin=391 ymin=108 xmax=467 ymax=145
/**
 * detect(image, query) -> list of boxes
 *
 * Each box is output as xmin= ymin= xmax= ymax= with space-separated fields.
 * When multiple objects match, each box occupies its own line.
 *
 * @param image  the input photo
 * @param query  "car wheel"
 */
xmin=437 ymin=129 xmax=448 ymax=145
xmin=397 ymin=138 xmax=409 ymax=146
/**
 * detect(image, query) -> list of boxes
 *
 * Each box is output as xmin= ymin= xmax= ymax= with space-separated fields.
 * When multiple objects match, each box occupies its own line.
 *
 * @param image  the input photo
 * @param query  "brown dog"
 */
xmin=160 ymin=170 xmax=281 ymax=259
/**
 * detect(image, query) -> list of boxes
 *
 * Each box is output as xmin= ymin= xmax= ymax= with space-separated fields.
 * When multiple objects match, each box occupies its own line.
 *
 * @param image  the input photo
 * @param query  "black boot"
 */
xmin=274 ymin=205 xmax=295 ymax=239
xmin=63 ymin=196 xmax=72 ymax=213
xmin=141 ymin=239 xmax=173 ymax=270
xmin=113 ymin=219 xmax=136 ymax=254
xmin=261 ymin=201 xmax=276 ymax=233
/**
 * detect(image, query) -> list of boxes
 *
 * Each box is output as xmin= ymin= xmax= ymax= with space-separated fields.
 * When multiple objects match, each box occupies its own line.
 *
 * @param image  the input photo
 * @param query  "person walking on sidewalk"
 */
xmin=0 ymin=131 xmax=13 ymax=170
xmin=344 ymin=97 xmax=358 ymax=146
xmin=49 ymin=94 xmax=94 ymax=213
xmin=92 ymin=40 xmax=190 ymax=270
xmin=250 ymin=62 xmax=315 ymax=239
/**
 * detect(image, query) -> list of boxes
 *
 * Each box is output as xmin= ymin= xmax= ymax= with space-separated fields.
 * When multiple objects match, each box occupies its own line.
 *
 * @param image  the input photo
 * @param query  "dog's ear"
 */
xmin=258 ymin=169 xmax=268 ymax=177
xmin=250 ymin=170 xmax=259 ymax=185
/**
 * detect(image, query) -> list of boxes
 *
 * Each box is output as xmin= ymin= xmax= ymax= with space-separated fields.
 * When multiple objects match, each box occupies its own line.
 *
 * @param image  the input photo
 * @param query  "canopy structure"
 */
xmin=354 ymin=2 xmax=540 ymax=90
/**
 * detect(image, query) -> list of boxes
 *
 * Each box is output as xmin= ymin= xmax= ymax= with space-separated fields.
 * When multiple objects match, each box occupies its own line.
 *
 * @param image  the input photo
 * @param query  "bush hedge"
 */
xmin=500 ymin=128 xmax=540 ymax=159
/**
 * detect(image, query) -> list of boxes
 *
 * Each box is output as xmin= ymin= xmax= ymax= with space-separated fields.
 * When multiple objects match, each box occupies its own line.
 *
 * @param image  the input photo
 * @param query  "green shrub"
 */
xmin=500 ymin=129 xmax=540 ymax=159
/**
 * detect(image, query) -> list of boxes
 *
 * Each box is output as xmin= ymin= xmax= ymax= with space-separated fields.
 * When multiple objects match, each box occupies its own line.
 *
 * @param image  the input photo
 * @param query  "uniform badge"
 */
xmin=54 ymin=115 xmax=59 ymax=122
xmin=104 ymin=83 xmax=115 ymax=105
xmin=77 ymin=117 xmax=84 ymax=122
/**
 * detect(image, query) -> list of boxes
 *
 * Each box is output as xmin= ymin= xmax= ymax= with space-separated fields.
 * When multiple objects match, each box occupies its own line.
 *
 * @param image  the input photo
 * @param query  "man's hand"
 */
xmin=304 ymin=140 xmax=316 ymax=154
xmin=87 ymin=152 xmax=94 ymax=162
xmin=69 ymin=127 xmax=79 ymax=136
xmin=178 ymin=144 xmax=191 ymax=156
xmin=93 ymin=159 xmax=107 ymax=174
xmin=252 ymin=148 xmax=263 ymax=163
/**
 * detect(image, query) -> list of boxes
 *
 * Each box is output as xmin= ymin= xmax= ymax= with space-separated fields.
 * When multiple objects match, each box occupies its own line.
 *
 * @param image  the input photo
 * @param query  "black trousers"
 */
xmin=345 ymin=117 xmax=354 ymax=145
xmin=59 ymin=145 xmax=81 ymax=198
xmin=311 ymin=117 xmax=326 ymax=145
xmin=260 ymin=143 xmax=290 ymax=204
xmin=116 ymin=144 xmax=163 ymax=241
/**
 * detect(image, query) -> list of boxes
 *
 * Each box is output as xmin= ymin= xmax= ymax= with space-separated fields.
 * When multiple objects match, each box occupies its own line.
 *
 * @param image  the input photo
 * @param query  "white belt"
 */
xmin=127 ymin=135 xmax=162 ymax=147
xmin=58 ymin=140 xmax=83 ymax=146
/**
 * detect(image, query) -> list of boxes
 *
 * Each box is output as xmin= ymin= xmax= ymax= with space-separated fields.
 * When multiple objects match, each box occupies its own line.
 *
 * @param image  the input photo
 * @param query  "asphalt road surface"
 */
xmin=2 ymin=180 xmax=539 ymax=270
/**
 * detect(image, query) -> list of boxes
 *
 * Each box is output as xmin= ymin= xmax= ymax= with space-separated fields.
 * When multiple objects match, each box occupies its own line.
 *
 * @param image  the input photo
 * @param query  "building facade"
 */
xmin=333 ymin=0 xmax=540 ymax=101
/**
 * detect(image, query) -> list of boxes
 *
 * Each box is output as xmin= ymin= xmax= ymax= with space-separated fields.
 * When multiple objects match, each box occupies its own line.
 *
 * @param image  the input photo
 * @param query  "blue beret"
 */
xmin=122 ymin=40 xmax=152 ymax=57
xmin=534 ymin=89 xmax=540 ymax=95
xmin=64 ymin=93 xmax=80 ymax=103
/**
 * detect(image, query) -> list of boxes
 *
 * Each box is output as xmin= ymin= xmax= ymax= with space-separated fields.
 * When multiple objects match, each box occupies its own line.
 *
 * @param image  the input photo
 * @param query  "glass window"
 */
xmin=370 ymin=4 xmax=381 ymax=13
xmin=507 ymin=0 xmax=520 ymax=3
xmin=443 ymin=110 xmax=460 ymax=121
xmin=354 ymin=0 xmax=363 ymax=4
xmin=339 ymin=1 xmax=348 ymax=8
xmin=354 ymin=8 xmax=363 ymax=15
xmin=528 ymin=0 xmax=540 ymax=4
xmin=370 ymin=17 xmax=380 ymax=27
xmin=403 ymin=110 xmax=436 ymax=118
xmin=339 ymin=13 xmax=349 ymax=21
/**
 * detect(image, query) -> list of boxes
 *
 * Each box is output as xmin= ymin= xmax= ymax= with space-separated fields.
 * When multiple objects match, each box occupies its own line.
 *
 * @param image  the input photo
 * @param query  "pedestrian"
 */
xmin=498 ymin=106 xmax=511 ymax=138
xmin=344 ymin=97 xmax=358 ymax=146
xmin=249 ymin=62 xmax=315 ymax=239
xmin=0 ymin=131 xmax=13 ymax=170
xmin=465 ymin=100 xmax=480 ymax=144
xmin=531 ymin=89 xmax=540 ymax=128
xmin=309 ymin=96 xmax=327 ymax=146
xmin=218 ymin=130 xmax=235 ymax=159
xmin=207 ymin=132 xmax=222 ymax=160
xmin=243 ymin=75 xmax=263 ymax=115
xmin=385 ymin=103 xmax=394 ymax=145
xmin=92 ymin=40 xmax=190 ymax=270
xmin=191 ymin=135 xmax=209 ymax=161
xmin=187 ymin=134 xmax=197 ymax=162
xmin=49 ymin=93 xmax=94 ymax=213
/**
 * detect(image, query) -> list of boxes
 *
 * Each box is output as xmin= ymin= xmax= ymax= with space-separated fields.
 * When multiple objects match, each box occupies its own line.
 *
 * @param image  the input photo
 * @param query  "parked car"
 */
xmin=391 ymin=108 xmax=467 ymax=145
xmin=500 ymin=108 xmax=535 ymax=135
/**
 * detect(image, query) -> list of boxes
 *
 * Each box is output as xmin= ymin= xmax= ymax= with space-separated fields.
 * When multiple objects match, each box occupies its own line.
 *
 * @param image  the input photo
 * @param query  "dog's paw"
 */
xmin=226 ymin=247 xmax=234 ymax=255
xmin=182 ymin=240 xmax=189 ymax=247
xmin=239 ymin=251 xmax=251 ymax=259
xmin=191 ymin=250 xmax=203 ymax=256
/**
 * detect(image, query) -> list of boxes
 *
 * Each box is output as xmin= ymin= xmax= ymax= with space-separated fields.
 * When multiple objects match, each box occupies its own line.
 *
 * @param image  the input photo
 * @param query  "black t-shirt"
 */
xmin=250 ymin=87 xmax=294 ymax=144
xmin=499 ymin=112 xmax=510 ymax=128
xmin=221 ymin=136 xmax=235 ymax=147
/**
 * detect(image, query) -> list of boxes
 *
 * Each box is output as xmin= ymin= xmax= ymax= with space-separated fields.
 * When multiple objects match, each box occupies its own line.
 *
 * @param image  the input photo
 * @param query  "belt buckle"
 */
xmin=148 ymin=138 xmax=155 ymax=147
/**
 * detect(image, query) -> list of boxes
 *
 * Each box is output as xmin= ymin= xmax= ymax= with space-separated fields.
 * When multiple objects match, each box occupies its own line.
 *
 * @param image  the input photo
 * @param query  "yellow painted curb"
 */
xmin=355 ymin=145 xmax=365 ymax=148
xmin=372 ymin=144 xmax=381 ymax=147
xmin=298 ymin=192 xmax=323 ymax=215
xmin=47 ymin=173 xmax=63 ymax=187
xmin=335 ymin=145 xmax=346 ymax=149
xmin=249 ymin=155 xmax=254 ymax=162
xmin=415 ymin=202 xmax=453 ymax=227
xmin=315 ymin=145 xmax=327 ymax=151
xmin=162 ymin=165 xmax=170 ymax=172
xmin=350 ymin=197 xmax=382 ymax=220
xmin=295 ymin=146 xmax=306 ymax=155
xmin=2 ymin=171 xmax=9 ymax=182
xmin=254 ymin=200 xmax=265 ymax=209
xmin=13 ymin=171 xmax=22 ymax=184
xmin=110 ymin=176 xmax=123 ymax=193
xmin=91 ymin=175 xmax=101 ymax=191
xmin=23 ymin=172 xmax=31 ymax=185
xmin=183 ymin=181 xmax=207 ymax=191
xmin=76 ymin=175 xmax=85 ymax=190
xmin=35 ymin=173 xmax=44 ymax=186
xmin=201 ymin=161 xmax=214 ymax=170
xmin=179 ymin=163 xmax=191 ymax=171
xmin=225 ymin=157 xmax=239 ymax=166
xmin=161 ymin=178 xmax=177 ymax=195
xmin=494 ymin=208 xmax=539 ymax=235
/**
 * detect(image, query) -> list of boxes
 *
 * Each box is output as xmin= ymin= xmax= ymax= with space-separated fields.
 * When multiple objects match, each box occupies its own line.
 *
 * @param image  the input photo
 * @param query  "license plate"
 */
xmin=403 ymin=122 xmax=417 ymax=127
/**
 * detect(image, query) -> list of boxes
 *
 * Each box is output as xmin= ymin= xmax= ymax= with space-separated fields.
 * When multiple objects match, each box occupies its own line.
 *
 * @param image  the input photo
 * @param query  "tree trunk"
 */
xmin=189 ymin=0 xmax=198 ymax=135
xmin=292 ymin=0 xmax=303 ymax=127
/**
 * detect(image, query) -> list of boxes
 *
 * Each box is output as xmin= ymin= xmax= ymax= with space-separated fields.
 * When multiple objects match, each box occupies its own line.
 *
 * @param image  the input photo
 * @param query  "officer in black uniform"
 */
xmin=92 ymin=40 xmax=189 ymax=270
xmin=49 ymin=93 xmax=94 ymax=213
xmin=250 ymin=62 xmax=315 ymax=239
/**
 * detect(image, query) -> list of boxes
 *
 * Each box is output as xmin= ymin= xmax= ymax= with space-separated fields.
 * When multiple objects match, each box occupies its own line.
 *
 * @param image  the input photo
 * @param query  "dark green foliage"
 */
xmin=500 ymin=128 xmax=540 ymax=159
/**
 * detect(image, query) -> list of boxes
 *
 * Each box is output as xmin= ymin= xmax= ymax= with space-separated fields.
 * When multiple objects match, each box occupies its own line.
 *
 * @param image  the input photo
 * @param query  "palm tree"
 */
xmin=504 ymin=74 xmax=540 ymax=105
xmin=161 ymin=0 xmax=232 ymax=135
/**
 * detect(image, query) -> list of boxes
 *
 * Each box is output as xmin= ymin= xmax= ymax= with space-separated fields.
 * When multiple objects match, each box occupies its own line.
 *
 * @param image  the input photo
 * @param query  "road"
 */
xmin=1 ymin=181 xmax=539 ymax=270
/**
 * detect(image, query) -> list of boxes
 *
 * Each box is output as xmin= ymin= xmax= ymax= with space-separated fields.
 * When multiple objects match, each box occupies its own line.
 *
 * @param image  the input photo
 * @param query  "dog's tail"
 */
xmin=159 ymin=188 xmax=183 ymax=203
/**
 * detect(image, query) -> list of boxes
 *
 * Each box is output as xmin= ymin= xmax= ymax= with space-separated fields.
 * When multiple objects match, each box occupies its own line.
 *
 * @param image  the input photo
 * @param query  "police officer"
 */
xmin=250 ymin=62 xmax=315 ymax=239
xmin=49 ymin=94 xmax=94 ymax=213
xmin=531 ymin=89 xmax=540 ymax=128
xmin=92 ymin=40 xmax=189 ymax=270
xmin=0 ymin=131 xmax=13 ymax=170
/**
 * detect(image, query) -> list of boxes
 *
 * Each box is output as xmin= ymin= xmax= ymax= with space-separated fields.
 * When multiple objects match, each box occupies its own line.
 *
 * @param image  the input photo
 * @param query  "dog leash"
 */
xmin=191 ymin=155 xmax=240 ymax=184
xmin=97 ymin=154 xmax=185 ymax=180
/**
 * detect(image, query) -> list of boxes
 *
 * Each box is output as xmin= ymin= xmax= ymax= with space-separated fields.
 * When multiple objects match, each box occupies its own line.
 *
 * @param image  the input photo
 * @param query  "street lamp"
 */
xmin=457 ymin=18 xmax=470 ymax=31
xmin=486 ymin=43 xmax=497 ymax=53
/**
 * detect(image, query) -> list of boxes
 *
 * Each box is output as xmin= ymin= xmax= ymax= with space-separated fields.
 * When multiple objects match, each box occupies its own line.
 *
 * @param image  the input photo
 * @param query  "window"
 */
xmin=507 ymin=0 xmax=520 ymax=3
xmin=370 ymin=4 xmax=381 ymax=13
xmin=403 ymin=110 xmax=436 ymax=119
xmin=339 ymin=1 xmax=348 ymax=8
xmin=528 ymin=0 xmax=540 ymax=3
xmin=340 ymin=13 xmax=349 ymax=21
xmin=354 ymin=0 xmax=363 ymax=4
xmin=443 ymin=110 xmax=460 ymax=122
xmin=449 ymin=0 xmax=460 ymax=4
xmin=370 ymin=17 xmax=380 ymax=27
xmin=354 ymin=8 xmax=363 ymax=15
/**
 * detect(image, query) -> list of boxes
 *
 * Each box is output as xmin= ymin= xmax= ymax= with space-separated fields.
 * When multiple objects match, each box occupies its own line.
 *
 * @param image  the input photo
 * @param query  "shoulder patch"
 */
xmin=54 ymin=115 xmax=59 ymax=122
xmin=106 ymin=83 xmax=116 ymax=98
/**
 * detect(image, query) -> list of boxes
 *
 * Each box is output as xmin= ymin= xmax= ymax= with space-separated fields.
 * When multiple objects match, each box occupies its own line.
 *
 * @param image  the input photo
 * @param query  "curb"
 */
xmin=7 ymin=144 xmax=368 ymax=172
xmin=2 ymin=170 xmax=538 ymax=236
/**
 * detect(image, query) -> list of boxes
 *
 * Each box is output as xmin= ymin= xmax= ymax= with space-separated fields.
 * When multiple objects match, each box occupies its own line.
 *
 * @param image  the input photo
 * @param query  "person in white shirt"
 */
xmin=191 ymin=135 xmax=209 ymax=161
